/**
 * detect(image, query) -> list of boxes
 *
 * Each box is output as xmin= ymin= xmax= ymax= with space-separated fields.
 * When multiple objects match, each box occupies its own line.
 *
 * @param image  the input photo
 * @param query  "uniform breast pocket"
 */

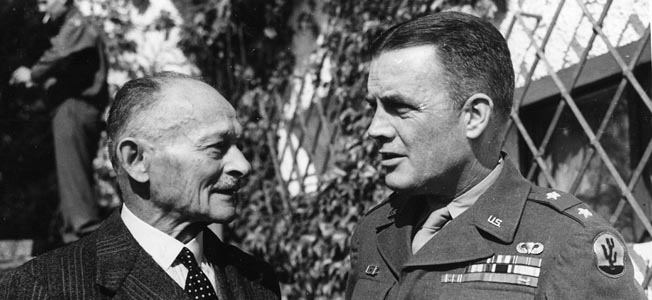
xmin=350 ymin=278 xmax=394 ymax=300
xmin=439 ymin=284 xmax=535 ymax=300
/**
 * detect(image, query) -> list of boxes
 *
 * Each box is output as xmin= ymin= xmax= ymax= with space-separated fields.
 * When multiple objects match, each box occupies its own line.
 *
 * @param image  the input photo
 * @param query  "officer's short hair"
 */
xmin=370 ymin=11 xmax=514 ymax=121
xmin=106 ymin=71 xmax=197 ymax=170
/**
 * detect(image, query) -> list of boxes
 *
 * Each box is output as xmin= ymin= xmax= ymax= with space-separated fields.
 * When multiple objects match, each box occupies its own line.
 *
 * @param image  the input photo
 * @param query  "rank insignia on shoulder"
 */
xmin=593 ymin=232 xmax=626 ymax=278
xmin=578 ymin=208 xmax=593 ymax=219
xmin=365 ymin=265 xmax=379 ymax=276
xmin=516 ymin=242 xmax=544 ymax=255
xmin=546 ymin=191 xmax=561 ymax=200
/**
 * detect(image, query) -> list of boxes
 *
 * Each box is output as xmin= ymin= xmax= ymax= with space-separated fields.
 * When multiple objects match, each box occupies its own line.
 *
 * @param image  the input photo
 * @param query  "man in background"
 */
xmin=1 ymin=72 xmax=281 ymax=299
xmin=345 ymin=12 xmax=646 ymax=299
xmin=9 ymin=0 xmax=109 ymax=243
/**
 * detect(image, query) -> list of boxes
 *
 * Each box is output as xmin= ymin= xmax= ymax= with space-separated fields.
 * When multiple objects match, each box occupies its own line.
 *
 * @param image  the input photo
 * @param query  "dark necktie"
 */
xmin=176 ymin=247 xmax=219 ymax=300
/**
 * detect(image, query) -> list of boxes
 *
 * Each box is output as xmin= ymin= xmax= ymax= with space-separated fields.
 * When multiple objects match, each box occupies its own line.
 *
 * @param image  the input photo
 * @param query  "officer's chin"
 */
xmin=383 ymin=172 xmax=414 ymax=192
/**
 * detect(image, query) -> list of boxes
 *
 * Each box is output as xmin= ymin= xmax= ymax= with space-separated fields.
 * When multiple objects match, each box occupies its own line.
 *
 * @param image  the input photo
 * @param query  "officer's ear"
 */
xmin=116 ymin=137 xmax=151 ymax=183
xmin=461 ymin=93 xmax=494 ymax=139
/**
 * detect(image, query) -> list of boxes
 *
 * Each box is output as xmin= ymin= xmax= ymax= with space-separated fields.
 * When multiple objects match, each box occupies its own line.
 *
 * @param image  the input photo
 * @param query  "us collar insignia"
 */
xmin=387 ymin=207 xmax=398 ymax=218
xmin=516 ymin=242 xmax=544 ymax=255
xmin=593 ymin=232 xmax=626 ymax=278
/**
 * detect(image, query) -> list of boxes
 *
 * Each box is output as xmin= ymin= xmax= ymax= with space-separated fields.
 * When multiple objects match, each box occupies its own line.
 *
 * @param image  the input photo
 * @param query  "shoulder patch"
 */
xmin=592 ymin=232 xmax=626 ymax=278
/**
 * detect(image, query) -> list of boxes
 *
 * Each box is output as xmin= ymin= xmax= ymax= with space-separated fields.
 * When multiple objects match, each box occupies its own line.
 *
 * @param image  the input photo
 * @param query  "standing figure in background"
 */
xmin=345 ymin=11 xmax=646 ymax=299
xmin=9 ymin=0 xmax=109 ymax=243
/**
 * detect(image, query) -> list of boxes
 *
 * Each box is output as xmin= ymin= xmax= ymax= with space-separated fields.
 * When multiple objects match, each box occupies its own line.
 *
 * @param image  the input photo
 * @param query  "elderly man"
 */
xmin=345 ymin=12 xmax=645 ymax=299
xmin=1 ymin=73 xmax=280 ymax=299
xmin=9 ymin=0 xmax=108 ymax=242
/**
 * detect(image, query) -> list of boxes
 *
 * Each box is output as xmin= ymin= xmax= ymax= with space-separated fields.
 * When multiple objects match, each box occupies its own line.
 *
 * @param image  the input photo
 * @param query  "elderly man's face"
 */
xmin=144 ymin=80 xmax=251 ymax=223
xmin=366 ymin=45 xmax=470 ymax=195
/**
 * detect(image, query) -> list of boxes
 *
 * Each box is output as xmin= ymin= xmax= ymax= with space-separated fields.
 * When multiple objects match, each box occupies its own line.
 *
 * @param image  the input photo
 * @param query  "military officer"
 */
xmin=345 ymin=12 xmax=646 ymax=300
xmin=9 ymin=0 xmax=108 ymax=242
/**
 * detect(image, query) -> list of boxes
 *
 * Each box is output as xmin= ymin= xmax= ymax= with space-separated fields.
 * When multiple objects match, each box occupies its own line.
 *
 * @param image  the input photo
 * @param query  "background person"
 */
xmin=1 ymin=72 xmax=280 ymax=299
xmin=9 ymin=0 xmax=109 ymax=243
xmin=345 ymin=11 xmax=646 ymax=300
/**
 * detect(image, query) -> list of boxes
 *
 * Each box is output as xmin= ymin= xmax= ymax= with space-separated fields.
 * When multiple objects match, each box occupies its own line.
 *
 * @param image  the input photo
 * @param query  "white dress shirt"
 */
xmin=120 ymin=205 xmax=218 ymax=292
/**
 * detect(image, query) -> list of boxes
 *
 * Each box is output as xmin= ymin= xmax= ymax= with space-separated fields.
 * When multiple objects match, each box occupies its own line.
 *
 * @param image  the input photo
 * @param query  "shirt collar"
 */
xmin=447 ymin=158 xmax=504 ymax=219
xmin=120 ymin=204 xmax=204 ymax=270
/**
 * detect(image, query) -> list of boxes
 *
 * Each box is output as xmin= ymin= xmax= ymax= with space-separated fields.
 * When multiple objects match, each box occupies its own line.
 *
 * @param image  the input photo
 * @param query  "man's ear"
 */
xmin=117 ymin=138 xmax=150 ymax=183
xmin=462 ymin=93 xmax=494 ymax=139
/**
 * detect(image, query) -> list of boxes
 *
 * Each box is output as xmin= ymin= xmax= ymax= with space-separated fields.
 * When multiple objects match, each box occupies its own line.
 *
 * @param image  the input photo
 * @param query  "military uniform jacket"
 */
xmin=31 ymin=6 xmax=108 ymax=108
xmin=345 ymin=160 xmax=646 ymax=300
xmin=0 ymin=211 xmax=281 ymax=300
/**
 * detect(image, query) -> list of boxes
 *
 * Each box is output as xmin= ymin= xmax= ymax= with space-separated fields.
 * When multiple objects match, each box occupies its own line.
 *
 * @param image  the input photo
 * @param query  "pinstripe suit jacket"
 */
xmin=0 ymin=211 xmax=280 ymax=300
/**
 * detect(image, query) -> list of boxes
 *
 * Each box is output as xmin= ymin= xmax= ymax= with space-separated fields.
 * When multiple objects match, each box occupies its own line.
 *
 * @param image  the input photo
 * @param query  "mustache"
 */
xmin=212 ymin=176 xmax=242 ymax=191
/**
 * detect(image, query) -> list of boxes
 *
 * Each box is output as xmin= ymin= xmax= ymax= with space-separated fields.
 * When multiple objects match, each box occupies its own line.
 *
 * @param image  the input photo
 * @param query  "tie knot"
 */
xmin=420 ymin=207 xmax=452 ymax=231
xmin=177 ymin=247 xmax=199 ymax=270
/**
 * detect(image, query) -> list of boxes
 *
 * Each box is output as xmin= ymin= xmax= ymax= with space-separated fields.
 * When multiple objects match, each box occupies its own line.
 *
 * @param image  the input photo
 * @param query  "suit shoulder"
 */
xmin=16 ymin=236 xmax=95 ymax=278
xmin=0 ymin=262 xmax=49 ymax=298
xmin=223 ymin=243 xmax=277 ymax=277
xmin=222 ymin=243 xmax=281 ymax=297
xmin=224 ymin=243 xmax=269 ymax=265
xmin=364 ymin=198 xmax=392 ymax=217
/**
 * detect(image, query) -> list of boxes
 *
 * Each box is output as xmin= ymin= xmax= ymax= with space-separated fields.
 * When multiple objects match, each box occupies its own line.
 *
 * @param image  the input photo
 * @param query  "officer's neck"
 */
xmin=416 ymin=157 xmax=498 ymax=201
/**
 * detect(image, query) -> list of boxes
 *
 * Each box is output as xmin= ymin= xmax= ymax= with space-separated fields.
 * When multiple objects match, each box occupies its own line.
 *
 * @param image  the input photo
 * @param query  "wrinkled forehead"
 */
xmin=138 ymin=79 xmax=239 ymax=140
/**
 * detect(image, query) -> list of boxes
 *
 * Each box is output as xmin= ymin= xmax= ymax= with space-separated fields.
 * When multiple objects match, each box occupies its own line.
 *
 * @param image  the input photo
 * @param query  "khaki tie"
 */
xmin=411 ymin=206 xmax=452 ymax=254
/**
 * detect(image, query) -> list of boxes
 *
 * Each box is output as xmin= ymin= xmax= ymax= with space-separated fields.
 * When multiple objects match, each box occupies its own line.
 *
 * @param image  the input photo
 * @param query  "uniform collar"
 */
xmin=447 ymin=158 xmax=504 ymax=219
xmin=404 ymin=157 xmax=532 ymax=267
xmin=465 ymin=158 xmax=531 ymax=243
xmin=372 ymin=156 xmax=533 ymax=269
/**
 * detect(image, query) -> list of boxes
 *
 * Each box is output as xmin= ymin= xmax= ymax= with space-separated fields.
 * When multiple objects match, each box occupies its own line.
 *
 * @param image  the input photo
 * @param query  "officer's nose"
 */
xmin=223 ymin=145 xmax=251 ymax=179
xmin=366 ymin=107 xmax=394 ymax=144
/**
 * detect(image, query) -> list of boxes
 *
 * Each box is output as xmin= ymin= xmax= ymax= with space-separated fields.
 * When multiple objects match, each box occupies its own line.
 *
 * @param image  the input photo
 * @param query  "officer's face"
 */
xmin=367 ymin=45 xmax=470 ymax=195
xmin=144 ymin=80 xmax=251 ymax=224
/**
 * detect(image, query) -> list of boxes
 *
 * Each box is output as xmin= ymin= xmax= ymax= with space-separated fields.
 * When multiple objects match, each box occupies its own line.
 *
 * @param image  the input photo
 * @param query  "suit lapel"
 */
xmin=94 ymin=211 xmax=189 ymax=299
xmin=203 ymin=229 xmax=271 ymax=300
xmin=120 ymin=249 xmax=189 ymax=299
xmin=404 ymin=159 xmax=532 ymax=268
xmin=202 ymin=230 xmax=234 ymax=300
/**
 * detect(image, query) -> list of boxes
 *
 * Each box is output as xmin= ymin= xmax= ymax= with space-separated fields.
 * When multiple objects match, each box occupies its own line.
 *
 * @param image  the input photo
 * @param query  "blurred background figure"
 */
xmin=9 ymin=0 xmax=108 ymax=243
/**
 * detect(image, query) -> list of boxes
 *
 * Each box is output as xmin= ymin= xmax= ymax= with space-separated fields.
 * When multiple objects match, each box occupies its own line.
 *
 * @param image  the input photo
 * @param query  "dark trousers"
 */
xmin=52 ymin=98 xmax=102 ymax=242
